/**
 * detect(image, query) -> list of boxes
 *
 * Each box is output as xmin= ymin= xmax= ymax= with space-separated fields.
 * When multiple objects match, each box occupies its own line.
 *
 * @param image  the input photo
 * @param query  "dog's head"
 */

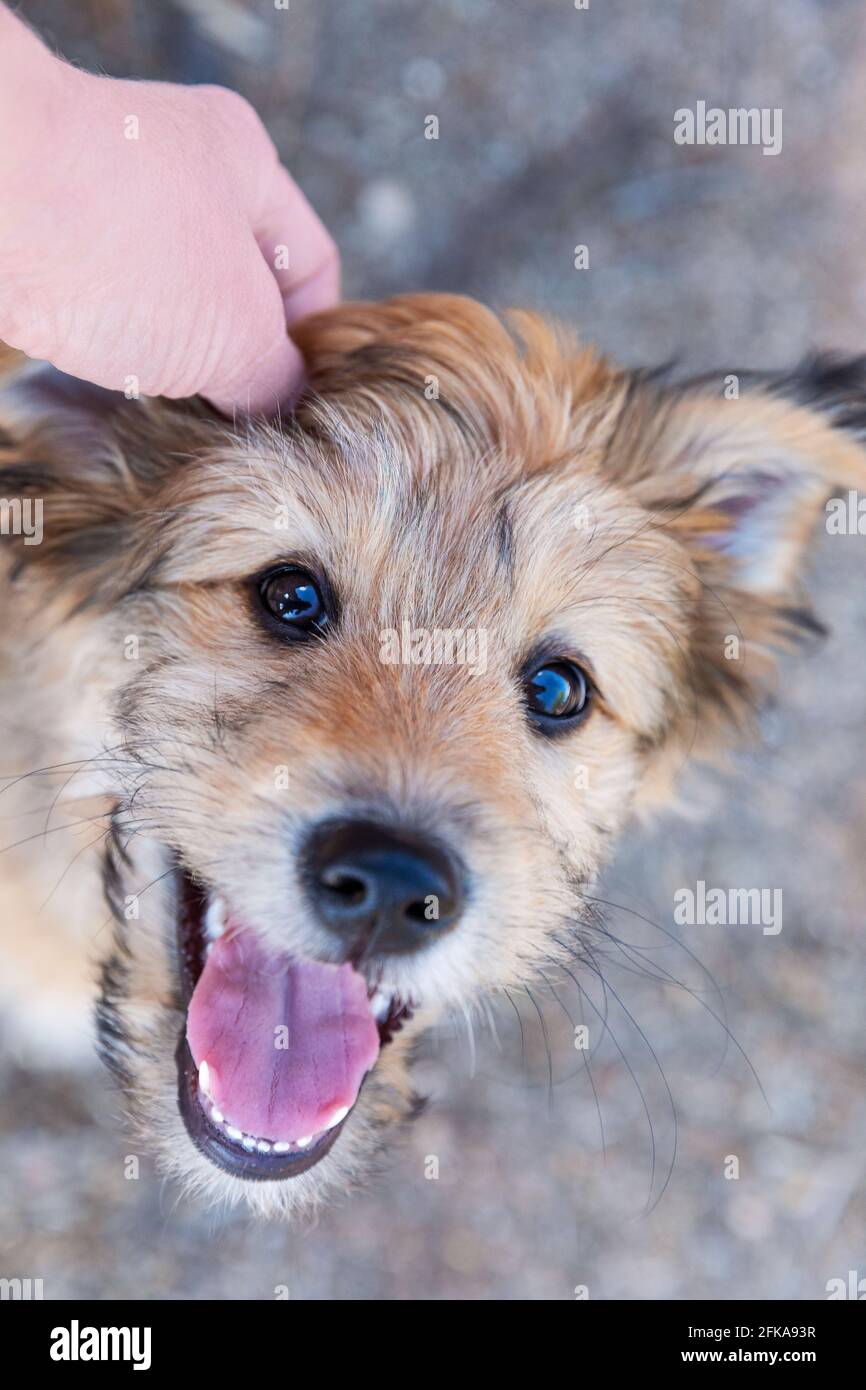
xmin=2 ymin=295 xmax=864 ymax=1216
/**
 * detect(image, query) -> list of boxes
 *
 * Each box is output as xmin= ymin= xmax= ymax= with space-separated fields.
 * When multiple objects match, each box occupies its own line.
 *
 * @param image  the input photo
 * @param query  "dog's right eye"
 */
xmin=256 ymin=566 xmax=331 ymax=638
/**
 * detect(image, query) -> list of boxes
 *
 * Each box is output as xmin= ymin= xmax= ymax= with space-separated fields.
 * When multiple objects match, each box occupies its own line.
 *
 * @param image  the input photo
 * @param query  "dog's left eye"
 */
xmin=257 ymin=567 xmax=330 ymax=636
xmin=524 ymin=659 xmax=590 ymax=727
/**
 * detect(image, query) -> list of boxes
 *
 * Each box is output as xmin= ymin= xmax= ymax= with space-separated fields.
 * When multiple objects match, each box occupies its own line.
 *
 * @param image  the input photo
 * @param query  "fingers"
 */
xmin=202 ymin=163 xmax=340 ymax=417
xmin=197 ymin=238 xmax=307 ymax=418
xmin=205 ymin=331 xmax=305 ymax=418
xmin=253 ymin=162 xmax=341 ymax=324
xmin=282 ymin=251 xmax=341 ymax=326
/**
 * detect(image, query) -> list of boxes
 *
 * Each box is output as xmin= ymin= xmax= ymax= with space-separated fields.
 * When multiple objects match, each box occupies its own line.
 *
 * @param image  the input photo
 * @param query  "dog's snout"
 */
xmin=304 ymin=819 xmax=464 ymax=955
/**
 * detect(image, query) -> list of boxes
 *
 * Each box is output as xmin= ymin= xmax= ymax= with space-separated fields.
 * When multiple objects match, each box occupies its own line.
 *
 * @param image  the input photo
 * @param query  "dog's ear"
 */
xmin=621 ymin=358 xmax=866 ymax=588
xmin=0 ymin=361 xmax=219 ymax=609
xmin=611 ymin=357 xmax=866 ymax=753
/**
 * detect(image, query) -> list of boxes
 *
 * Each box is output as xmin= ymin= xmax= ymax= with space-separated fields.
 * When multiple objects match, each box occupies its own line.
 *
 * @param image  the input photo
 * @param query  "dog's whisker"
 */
xmin=583 ymin=949 xmax=678 ymax=1214
xmin=569 ymin=892 xmax=735 ymax=1056
xmin=555 ymin=893 xmax=764 ymax=1113
xmin=572 ymin=949 xmax=661 ymax=1216
xmin=577 ymin=916 xmax=768 ymax=1108
xmin=540 ymin=954 xmax=607 ymax=1159
xmin=457 ymin=1001 xmax=478 ymax=1077
xmin=0 ymin=752 xmax=142 ymax=800
xmin=501 ymin=987 xmax=528 ymax=1073
xmin=0 ymin=811 xmax=113 ymax=860
xmin=39 ymin=825 xmax=112 ymax=914
xmin=522 ymin=985 xmax=554 ymax=1112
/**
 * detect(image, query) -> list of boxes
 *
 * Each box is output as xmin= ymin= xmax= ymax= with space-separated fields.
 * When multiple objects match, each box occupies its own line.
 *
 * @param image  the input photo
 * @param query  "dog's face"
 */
xmin=3 ymin=296 xmax=863 ymax=1216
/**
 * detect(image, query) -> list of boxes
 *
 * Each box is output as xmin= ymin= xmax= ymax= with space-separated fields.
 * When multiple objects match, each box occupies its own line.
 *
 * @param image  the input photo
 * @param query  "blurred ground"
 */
xmin=2 ymin=0 xmax=865 ymax=1300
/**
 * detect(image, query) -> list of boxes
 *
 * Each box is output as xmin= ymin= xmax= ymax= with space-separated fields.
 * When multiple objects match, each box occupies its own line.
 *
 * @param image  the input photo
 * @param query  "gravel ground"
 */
xmin=2 ymin=0 xmax=865 ymax=1300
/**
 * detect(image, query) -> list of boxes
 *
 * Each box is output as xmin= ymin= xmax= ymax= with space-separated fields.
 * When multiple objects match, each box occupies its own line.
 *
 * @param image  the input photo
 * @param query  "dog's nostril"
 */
xmin=320 ymin=869 xmax=369 ymax=906
xmin=404 ymin=898 xmax=432 ymax=924
xmin=304 ymin=818 xmax=465 ymax=955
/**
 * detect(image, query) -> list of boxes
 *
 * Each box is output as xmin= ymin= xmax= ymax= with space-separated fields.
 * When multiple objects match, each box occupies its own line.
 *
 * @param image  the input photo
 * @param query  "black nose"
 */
xmin=303 ymin=819 xmax=465 ymax=956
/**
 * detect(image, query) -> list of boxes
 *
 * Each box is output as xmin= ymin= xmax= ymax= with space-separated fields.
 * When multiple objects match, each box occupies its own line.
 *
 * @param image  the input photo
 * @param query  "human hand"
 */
xmin=0 ymin=10 xmax=339 ymax=414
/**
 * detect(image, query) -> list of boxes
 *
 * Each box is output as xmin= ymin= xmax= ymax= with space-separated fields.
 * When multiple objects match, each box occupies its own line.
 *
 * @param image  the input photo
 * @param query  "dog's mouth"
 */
xmin=175 ymin=874 xmax=412 ymax=1182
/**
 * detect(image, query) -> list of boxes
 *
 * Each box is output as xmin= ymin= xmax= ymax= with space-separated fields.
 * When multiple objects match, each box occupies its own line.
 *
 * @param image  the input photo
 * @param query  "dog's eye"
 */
xmin=524 ymin=659 xmax=590 ymax=728
xmin=257 ymin=567 xmax=329 ymax=636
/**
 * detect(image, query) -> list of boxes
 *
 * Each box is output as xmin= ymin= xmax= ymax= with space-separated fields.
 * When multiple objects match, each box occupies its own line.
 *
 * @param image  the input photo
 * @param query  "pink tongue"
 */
xmin=186 ymin=930 xmax=380 ymax=1142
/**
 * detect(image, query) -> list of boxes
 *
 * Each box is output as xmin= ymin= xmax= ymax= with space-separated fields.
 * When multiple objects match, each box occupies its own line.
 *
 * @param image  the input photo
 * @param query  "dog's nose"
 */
xmin=304 ymin=819 xmax=465 ymax=955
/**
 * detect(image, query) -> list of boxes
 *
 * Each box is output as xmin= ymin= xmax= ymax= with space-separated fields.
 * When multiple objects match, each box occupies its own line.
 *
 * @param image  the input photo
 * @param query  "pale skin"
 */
xmin=0 ymin=6 xmax=340 ymax=414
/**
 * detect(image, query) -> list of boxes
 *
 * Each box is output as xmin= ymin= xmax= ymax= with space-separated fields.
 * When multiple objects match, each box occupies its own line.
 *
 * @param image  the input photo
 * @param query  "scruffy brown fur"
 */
xmin=1 ymin=294 xmax=864 ymax=1217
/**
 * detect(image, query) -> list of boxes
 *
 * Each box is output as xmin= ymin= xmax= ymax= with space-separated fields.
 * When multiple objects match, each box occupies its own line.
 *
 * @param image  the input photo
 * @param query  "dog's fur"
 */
xmin=1 ymin=294 xmax=864 ymax=1217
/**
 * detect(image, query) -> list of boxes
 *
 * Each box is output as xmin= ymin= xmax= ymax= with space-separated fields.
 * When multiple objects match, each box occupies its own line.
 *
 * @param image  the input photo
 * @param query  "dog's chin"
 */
xmin=96 ymin=846 xmax=426 ymax=1217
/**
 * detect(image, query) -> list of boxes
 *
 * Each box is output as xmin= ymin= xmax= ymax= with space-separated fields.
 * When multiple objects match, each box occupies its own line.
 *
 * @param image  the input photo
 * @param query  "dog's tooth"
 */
xmin=241 ymin=1135 xmax=256 ymax=1151
xmin=256 ymin=1140 xmax=272 ymax=1154
xmin=371 ymin=988 xmax=392 ymax=1022
xmin=296 ymin=1135 xmax=313 ymax=1148
xmin=324 ymin=1105 xmax=350 ymax=1132
xmin=198 ymin=1059 xmax=215 ymax=1100
xmin=204 ymin=895 xmax=227 ymax=941
xmin=210 ymin=1105 xmax=224 ymax=1124
xmin=273 ymin=1142 xmax=291 ymax=1154
xmin=226 ymin=1126 xmax=243 ymax=1141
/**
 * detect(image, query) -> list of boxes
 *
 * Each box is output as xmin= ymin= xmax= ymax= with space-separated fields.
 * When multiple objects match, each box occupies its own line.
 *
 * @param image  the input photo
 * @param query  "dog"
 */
xmin=0 ymin=293 xmax=862 ymax=1218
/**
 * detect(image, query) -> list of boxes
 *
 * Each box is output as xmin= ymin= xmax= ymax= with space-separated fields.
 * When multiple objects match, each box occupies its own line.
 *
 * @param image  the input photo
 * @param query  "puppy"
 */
xmin=0 ymin=294 xmax=862 ymax=1218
